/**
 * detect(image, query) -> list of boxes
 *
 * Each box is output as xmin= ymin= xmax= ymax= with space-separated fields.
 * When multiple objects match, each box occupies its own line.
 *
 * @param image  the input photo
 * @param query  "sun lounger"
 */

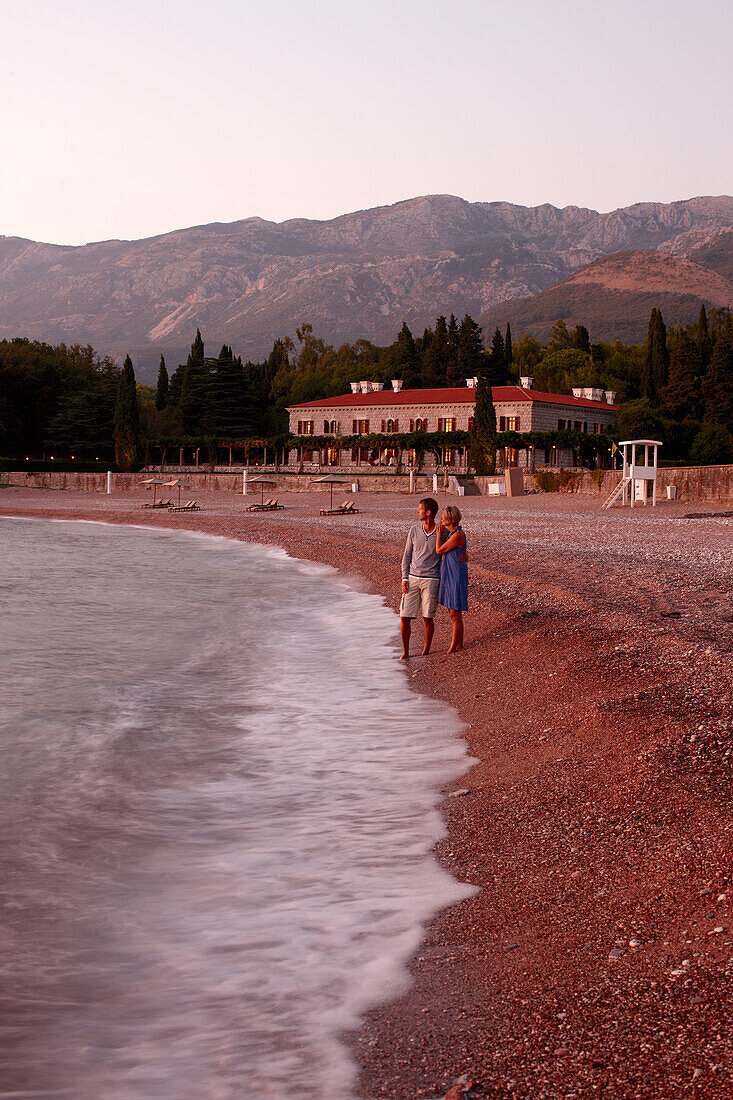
xmin=247 ymin=498 xmax=285 ymax=512
xmin=320 ymin=500 xmax=360 ymax=515
xmin=168 ymin=500 xmax=200 ymax=512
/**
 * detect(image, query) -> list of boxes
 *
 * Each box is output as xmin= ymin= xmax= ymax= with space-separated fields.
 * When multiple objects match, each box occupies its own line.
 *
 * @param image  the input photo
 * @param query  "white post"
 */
xmin=432 ymin=473 xmax=438 ymax=492
xmin=242 ymin=469 xmax=248 ymax=496
xmin=107 ymin=470 xmax=112 ymax=494
xmin=652 ymin=443 xmax=658 ymax=507
xmin=409 ymin=469 xmax=414 ymax=494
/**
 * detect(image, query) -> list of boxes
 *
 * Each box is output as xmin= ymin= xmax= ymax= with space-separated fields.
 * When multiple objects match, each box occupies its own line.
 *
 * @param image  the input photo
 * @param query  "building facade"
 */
xmin=287 ymin=379 xmax=617 ymax=470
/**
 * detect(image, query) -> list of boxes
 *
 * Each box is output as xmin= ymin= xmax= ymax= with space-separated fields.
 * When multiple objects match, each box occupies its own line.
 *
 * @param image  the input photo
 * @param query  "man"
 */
xmin=400 ymin=497 xmax=441 ymax=659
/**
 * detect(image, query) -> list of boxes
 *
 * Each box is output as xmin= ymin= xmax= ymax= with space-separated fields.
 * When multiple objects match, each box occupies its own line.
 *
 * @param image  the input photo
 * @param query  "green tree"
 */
xmin=697 ymin=303 xmax=713 ymax=367
xmin=548 ymin=319 xmax=573 ymax=350
xmin=394 ymin=321 xmax=419 ymax=388
xmin=155 ymin=354 xmax=169 ymax=410
xmin=702 ymin=332 xmax=733 ymax=426
xmin=445 ymin=314 xmax=461 ymax=384
xmin=689 ymin=423 xmax=733 ymax=465
xmin=457 ymin=315 xmax=484 ymax=380
xmin=505 ymin=323 xmax=513 ymax=366
xmin=469 ymin=372 xmax=497 ymax=474
xmin=664 ymin=332 xmax=700 ymax=419
xmin=487 ymin=327 xmax=507 ymax=383
xmin=572 ymin=324 xmax=591 ymax=354
xmin=641 ymin=308 xmax=669 ymax=402
xmin=113 ymin=355 xmax=141 ymax=470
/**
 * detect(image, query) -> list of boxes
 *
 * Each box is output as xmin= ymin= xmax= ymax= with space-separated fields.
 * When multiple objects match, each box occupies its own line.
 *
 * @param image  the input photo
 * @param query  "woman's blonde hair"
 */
xmin=441 ymin=505 xmax=462 ymax=526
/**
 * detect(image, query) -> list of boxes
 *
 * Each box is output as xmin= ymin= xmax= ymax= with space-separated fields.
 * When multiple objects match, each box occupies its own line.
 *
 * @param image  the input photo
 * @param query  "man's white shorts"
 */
xmin=400 ymin=575 xmax=439 ymax=620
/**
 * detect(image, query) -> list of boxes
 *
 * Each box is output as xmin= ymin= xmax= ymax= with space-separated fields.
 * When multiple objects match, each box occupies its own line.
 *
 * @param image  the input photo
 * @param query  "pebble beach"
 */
xmin=2 ymin=485 xmax=732 ymax=1099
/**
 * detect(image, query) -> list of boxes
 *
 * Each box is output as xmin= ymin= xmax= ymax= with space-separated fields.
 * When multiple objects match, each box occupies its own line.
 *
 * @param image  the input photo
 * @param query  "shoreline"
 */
xmin=2 ymin=490 xmax=732 ymax=1097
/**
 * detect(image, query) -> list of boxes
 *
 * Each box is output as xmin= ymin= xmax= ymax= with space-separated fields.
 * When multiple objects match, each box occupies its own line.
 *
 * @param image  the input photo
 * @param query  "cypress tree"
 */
xmin=703 ymin=332 xmax=733 ymax=426
xmin=155 ymin=354 xmax=169 ymax=410
xmin=642 ymin=308 xmax=670 ymax=402
xmin=487 ymin=327 xmax=507 ymax=383
xmin=113 ymin=355 xmax=141 ymax=471
xmin=395 ymin=322 xmax=419 ymax=388
xmin=191 ymin=328 xmax=205 ymax=362
xmin=445 ymin=314 xmax=460 ymax=384
xmin=664 ymin=332 xmax=701 ymax=419
xmin=469 ymin=372 xmax=497 ymax=475
xmin=505 ymin=323 xmax=513 ymax=366
xmin=697 ymin=303 xmax=713 ymax=367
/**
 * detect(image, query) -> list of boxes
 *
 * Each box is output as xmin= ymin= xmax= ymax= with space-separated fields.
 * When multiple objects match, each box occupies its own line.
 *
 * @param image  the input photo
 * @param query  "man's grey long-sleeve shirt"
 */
xmin=401 ymin=523 xmax=440 ymax=581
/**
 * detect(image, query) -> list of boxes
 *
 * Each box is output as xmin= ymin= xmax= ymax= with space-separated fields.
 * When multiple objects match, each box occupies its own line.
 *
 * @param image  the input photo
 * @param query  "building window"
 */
xmin=356 ymin=419 xmax=370 ymax=434
xmin=508 ymin=416 xmax=520 ymax=431
xmin=298 ymin=420 xmax=314 ymax=435
xmin=443 ymin=417 xmax=455 ymax=432
xmin=386 ymin=418 xmax=399 ymax=433
xmin=499 ymin=416 xmax=507 ymax=431
xmin=414 ymin=418 xmax=427 ymax=432
xmin=468 ymin=417 xmax=474 ymax=431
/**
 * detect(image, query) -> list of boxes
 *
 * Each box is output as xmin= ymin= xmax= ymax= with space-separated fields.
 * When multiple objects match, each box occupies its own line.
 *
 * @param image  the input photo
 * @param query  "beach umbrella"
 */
xmin=140 ymin=476 xmax=166 ymax=504
xmin=163 ymin=478 xmax=190 ymax=507
xmin=247 ymin=474 xmax=278 ymax=505
xmin=313 ymin=473 xmax=350 ymax=510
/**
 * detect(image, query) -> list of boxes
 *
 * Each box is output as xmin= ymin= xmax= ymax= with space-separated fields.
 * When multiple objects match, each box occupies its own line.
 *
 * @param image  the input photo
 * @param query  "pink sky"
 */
xmin=2 ymin=0 xmax=731 ymax=245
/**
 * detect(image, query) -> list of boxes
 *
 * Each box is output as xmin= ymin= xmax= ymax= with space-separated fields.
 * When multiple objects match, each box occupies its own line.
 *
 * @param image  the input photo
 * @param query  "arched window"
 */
xmin=414 ymin=418 xmax=427 ymax=432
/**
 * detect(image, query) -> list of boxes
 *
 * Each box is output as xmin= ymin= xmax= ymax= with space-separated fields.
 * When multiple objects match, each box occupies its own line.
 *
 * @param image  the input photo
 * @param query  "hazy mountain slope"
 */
xmin=1 ymin=194 xmax=733 ymax=377
xmin=480 ymin=250 xmax=733 ymax=343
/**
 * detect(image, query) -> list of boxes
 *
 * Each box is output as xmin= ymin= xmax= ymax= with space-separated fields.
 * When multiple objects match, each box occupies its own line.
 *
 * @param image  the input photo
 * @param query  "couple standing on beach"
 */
xmin=400 ymin=497 xmax=468 ymax=659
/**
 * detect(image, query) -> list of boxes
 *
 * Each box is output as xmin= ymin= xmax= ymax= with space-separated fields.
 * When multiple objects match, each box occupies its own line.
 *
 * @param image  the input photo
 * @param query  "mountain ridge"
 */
xmin=2 ymin=194 xmax=733 ymax=379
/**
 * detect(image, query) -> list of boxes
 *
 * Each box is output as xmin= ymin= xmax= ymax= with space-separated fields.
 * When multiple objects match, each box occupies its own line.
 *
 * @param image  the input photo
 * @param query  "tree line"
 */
xmin=1 ymin=304 xmax=731 ymax=470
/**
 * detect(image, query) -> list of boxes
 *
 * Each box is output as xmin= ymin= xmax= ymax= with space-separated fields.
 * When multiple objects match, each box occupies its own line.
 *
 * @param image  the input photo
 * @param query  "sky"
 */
xmin=2 ymin=0 xmax=732 ymax=245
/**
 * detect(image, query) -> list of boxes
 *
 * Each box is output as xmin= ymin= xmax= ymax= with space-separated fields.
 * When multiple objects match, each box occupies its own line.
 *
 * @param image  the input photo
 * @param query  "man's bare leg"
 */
xmin=422 ymin=617 xmax=434 ymax=656
xmin=400 ymin=617 xmax=412 ymax=660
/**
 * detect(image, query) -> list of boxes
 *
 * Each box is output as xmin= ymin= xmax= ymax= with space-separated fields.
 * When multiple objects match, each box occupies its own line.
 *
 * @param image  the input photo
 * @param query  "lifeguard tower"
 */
xmin=603 ymin=439 xmax=662 ymax=508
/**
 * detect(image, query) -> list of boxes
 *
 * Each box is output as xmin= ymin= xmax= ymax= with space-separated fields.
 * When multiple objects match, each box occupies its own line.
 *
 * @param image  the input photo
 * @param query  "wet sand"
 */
xmin=2 ymin=487 xmax=732 ymax=1098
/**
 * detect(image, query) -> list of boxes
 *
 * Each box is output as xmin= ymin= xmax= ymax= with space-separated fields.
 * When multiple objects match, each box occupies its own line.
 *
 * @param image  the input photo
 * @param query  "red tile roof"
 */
xmin=289 ymin=385 xmax=617 ymax=411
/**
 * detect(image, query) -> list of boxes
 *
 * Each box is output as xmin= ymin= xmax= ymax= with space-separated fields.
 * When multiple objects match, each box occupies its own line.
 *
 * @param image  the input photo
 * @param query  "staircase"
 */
xmin=602 ymin=476 xmax=631 ymax=509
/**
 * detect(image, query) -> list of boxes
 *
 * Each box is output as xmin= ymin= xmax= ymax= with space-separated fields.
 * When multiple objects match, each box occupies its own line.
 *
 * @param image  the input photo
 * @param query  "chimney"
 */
xmin=520 ymin=376 xmax=534 ymax=389
xmin=360 ymin=380 xmax=371 ymax=393
xmin=391 ymin=379 xmax=403 ymax=392
xmin=372 ymin=381 xmax=384 ymax=391
xmin=465 ymin=377 xmax=476 ymax=388
xmin=350 ymin=382 xmax=360 ymax=393
xmin=605 ymin=390 xmax=616 ymax=405
xmin=572 ymin=386 xmax=583 ymax=398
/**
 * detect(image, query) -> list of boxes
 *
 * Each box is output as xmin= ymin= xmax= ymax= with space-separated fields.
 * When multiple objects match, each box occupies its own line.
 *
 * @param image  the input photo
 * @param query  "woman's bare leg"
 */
xmin=447 ymin=610 xmax=463 ymax=654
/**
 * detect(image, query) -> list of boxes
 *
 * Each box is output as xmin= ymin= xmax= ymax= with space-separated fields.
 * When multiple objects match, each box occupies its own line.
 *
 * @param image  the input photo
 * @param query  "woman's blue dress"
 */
xmin=438 ymin=527 xmax=468 ymax=612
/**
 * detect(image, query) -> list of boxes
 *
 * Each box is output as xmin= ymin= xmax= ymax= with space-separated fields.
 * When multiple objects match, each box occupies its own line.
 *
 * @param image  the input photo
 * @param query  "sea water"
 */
xmin=0 ymin=517 xmax=473 ymax=1099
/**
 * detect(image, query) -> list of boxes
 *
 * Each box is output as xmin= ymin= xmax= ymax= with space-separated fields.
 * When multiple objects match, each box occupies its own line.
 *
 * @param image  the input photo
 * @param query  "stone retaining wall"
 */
xmin=3 ymin=465 xmax=732 ymax=501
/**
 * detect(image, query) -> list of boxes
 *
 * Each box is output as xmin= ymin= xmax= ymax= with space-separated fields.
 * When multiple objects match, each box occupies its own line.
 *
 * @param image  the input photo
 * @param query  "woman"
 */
xmin=435 ymin=505 xmax=468 ymax=654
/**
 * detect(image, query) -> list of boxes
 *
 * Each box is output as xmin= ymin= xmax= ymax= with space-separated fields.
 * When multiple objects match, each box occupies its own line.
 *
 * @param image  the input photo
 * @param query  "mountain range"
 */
xmin=2 ymin=194 xmax=733 ymax=381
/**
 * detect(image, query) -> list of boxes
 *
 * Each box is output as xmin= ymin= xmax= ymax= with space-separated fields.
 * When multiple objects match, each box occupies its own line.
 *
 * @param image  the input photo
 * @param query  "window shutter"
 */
xmin=352 ymin=419 xmax=357 ymax=434
xmin=410 ymin=419 xmax=414 ymax=432
xmin=381 ymin=419 xmax=386 ymax=432
xmin=516 ymin=417 xmax=521 ymax=431
xmin=438 ymin=418 xmax=443 ymax=431
xmin=394 ymin=419 xmax=399 ymax=431
xmin=468 ymin=417 xmax=473 ymax=431
xmin=365 ymin=420 xmax=370 ymax=433
xmin=298 ymin=421 xmax=302 ymax=435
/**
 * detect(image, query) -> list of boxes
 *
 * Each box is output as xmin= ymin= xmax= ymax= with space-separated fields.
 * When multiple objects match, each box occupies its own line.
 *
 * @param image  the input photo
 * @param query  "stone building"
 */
xmin=287 ymin=378 xmax=617 ymax=470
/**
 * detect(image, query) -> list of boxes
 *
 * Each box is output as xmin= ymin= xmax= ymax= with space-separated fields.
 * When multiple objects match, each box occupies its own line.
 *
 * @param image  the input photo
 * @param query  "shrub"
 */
xmin=558 ymin=469 xmax=579 ymax=492
xmin=589 ymin=469 xmax=606 ymax=492
xmin=535 ymin=470 xmax=559 ymax=492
